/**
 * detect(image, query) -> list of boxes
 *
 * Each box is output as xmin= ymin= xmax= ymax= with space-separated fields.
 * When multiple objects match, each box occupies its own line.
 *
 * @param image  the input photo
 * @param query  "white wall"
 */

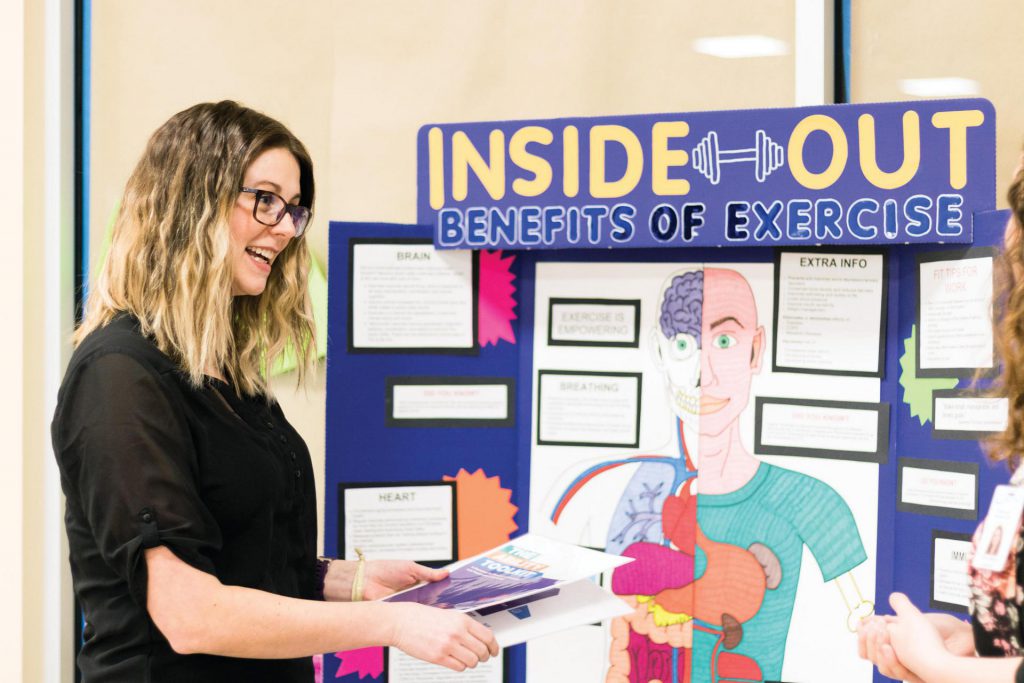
xmin=5 ymin=1 xmax=77 ymax=680
xmin=0 ymin=0 xmax=27 ymax=676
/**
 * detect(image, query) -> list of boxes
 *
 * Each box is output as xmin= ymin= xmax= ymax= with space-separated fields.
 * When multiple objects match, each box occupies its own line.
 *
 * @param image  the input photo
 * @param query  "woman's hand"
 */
xmin=363 ymin=560 xmax=448 ymax=600
xmin=323 ymin=559 xmax=448 ymax=602
xmin=857 ymin=594 xmax=974 ymax=682
xmin=388 ymin=602 xmax=499 ymax=671
xmin=884 ymin=593 xmax=956 ymax=680
xmin=858 ymin=613 xmax=924 ymax=683
xmin=924 ymin=611 xmax=974 ymax=657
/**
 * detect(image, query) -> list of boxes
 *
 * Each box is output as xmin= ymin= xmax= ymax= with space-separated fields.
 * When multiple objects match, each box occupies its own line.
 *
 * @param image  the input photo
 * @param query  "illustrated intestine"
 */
xmin=606 ymin=481 xmax=780 ymax=683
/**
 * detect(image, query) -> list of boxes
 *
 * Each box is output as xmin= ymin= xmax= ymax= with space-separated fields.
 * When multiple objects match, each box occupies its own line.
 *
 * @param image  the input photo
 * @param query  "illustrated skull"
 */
xmin=655 ymin=269 xmax=703 ymax=421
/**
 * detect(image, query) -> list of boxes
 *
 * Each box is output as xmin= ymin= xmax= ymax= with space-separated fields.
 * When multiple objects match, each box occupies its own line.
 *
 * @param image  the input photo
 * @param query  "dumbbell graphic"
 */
xmin=690 ymin=129 xmax=785 ymax=185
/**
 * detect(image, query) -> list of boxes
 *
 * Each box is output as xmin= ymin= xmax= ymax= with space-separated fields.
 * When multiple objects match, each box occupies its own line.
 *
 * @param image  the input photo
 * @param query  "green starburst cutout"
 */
xmin=899 ymin=325 xmax=958 ymax=426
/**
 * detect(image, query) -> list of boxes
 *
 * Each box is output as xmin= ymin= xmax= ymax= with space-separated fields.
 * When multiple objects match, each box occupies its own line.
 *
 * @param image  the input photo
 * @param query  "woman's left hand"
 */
xmin=884 ymin=592 xmax=951 ymax=677
xmin=858 ymin=614 xmax=924 ymax=682
xmin=323 ymin=559 xmax=448 ymax=602
xmin=363 ymin=561 xmax=448 ymax=600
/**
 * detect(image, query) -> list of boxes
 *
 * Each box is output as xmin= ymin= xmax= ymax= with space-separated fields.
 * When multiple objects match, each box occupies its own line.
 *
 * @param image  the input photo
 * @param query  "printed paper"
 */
xmin=342 ymin=484 xmax=455 ymax=562
xmin=932 ymin=534 xmax=972 ymax=610
xmin=919 ymin=252 xmax=993 ymax=373
xmin=536 ymin=371 xmax=641 ymax=447
xmin=351 ymin=242 xmax=474 ymax=350
xmin=775 ymin=251 xmax=885 ymax=375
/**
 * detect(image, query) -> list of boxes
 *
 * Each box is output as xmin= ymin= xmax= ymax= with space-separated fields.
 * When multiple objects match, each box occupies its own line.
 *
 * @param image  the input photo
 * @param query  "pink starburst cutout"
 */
xmin=334 ymin=647 xmax=384 ymax=679
xmin=478 ymin=250 xmax=517 ymax=347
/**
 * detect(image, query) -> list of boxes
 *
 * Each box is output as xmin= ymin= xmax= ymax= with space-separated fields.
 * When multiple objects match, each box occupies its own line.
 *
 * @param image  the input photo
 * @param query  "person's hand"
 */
xmin=885 ymin=593 xmax=955 ymax=679
xmin=362 ymin=560 xmax=448 ymax=600
xmin=363 ymin=560 xmax=446 ymax=600
xmin=324 ymin=559 xmax=448 ymax=602
xmin=924 ymin=611 xmax=974 ymax=657
xmin=388 ymin=602 xmax=500 ymax=671
xmin=857 ymin=613 xmax=924 ymax=682
xmin=857 ymin=595 xmax=972 ymax=682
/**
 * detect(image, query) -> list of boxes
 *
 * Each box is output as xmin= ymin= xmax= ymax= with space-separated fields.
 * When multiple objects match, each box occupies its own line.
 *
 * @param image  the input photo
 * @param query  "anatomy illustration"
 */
xmin=551 ymin=267 xmax=871 ymax=683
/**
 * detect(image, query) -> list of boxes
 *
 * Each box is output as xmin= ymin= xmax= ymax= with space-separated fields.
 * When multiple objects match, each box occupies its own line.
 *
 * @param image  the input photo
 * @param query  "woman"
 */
xmin=857 ymin=157 xmax=1024 ymax=682
xmin=51 ymin=101 xmax=498 ymax=681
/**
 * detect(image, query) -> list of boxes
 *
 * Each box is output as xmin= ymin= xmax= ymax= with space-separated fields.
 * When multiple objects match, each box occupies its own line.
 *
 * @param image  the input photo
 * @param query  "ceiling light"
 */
xmin=899 ymin=78 xmax=980 ymax=97
xmin=692 ymin=35 xmax=789 ymax=59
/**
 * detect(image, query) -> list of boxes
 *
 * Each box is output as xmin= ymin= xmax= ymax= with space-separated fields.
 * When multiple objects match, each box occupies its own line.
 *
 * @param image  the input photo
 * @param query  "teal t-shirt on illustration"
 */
xmin=692 ymin=463 xmax=867 ymax=682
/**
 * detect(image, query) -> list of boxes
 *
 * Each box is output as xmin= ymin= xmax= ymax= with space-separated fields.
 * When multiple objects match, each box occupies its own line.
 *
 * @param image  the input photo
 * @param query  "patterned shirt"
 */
xmin=968 ymin=464 xmax=1024 ymax=682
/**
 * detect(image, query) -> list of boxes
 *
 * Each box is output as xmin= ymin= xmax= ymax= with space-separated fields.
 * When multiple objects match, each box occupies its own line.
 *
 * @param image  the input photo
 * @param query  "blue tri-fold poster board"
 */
xmin=324 ymin=99 xmax=1010 ymax=683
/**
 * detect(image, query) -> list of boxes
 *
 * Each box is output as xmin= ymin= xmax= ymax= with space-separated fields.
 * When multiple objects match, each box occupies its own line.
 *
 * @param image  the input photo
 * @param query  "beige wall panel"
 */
xmin=92 ymin=0 xmax=797 ymax=555
xmin=22 ymin=0 xmax=45 ymax=675
xmin=1 ymin=0 xmax=26 ymax=676
xmin=90 ymin=0 xmax=336 ymax=545
xmin=330 ymin=0 xmax=795 ymax=222
xmin=850 ymin=0 xmax=1024 ymax=207
xmin=90 ymin=0 xmax=335 ymax=268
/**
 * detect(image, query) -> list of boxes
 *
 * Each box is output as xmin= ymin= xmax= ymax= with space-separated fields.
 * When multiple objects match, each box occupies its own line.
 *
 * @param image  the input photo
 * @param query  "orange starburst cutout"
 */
xmin=443 ymin=468 xmax=519 ymax=559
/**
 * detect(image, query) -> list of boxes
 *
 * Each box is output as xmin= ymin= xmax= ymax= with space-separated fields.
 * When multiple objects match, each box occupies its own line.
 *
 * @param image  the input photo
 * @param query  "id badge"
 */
xmin=972 ymin=484 xmax=1024 ymax=572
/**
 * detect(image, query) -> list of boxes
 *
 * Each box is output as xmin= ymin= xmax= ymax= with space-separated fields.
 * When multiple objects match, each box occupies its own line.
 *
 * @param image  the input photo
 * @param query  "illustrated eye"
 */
xmin=668 ymin=333 xmax=698 ymax=361
xmin=714 ymin=334 xmax=737 ymax=349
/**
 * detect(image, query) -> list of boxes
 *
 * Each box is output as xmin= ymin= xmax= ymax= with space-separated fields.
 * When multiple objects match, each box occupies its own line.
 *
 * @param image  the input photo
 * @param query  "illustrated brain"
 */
xmin=659 ymin=270 xmax=704 ymax=346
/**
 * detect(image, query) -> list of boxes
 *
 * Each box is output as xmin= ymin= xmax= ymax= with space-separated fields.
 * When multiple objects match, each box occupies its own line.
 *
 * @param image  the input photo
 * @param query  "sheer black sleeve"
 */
xmin=53 ymin=351 xmax=222 ymax=606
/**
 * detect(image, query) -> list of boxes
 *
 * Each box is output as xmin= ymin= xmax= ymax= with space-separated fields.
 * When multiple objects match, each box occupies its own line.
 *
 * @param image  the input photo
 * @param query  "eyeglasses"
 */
xmin=239 ymin=187 xmax=312 ymax=238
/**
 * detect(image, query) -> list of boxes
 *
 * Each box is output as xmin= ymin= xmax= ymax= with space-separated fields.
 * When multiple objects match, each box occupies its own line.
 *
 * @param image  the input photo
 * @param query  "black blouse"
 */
xmin=51 ymin=315 xmax=318 ymax=682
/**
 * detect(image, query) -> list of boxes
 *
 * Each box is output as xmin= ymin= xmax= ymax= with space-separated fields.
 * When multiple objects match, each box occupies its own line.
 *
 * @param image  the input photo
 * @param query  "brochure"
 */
xmin=383 ymin=533 xmax=633 ymax=646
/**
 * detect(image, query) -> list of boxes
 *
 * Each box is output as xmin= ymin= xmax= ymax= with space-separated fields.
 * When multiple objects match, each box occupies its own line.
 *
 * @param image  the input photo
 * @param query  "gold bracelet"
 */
xmin=351 ymin=548 xmax=366 ymax=602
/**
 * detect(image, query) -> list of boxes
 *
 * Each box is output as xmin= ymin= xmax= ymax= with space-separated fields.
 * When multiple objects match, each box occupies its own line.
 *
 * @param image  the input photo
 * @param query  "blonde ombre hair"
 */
xmin=986 ymin=154 xmax=1024 ymax=468
xmin=76 ymin=101 xmax=316 ymax=397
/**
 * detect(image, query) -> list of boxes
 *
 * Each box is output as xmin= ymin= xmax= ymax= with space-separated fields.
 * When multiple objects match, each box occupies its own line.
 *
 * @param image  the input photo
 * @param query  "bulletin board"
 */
xmin=323 ymin=99 xmax=1008 ymax=683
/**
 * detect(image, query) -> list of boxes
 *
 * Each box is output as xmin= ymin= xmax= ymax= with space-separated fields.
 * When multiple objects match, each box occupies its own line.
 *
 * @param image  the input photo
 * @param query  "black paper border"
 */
xmin=897 ymin=457 xmax=979 ymax=520
xmin=337 ymin=480 xmax=458 ymax=568
xmin=547 ymin=298 xmax=642 ymax=348
xmin=754 ymin=396 xmax=889 ymax=463
xmin=347 ymin=237 xmax=480 ymax=355
xmin=385 ymin=376 xmax=515 ymax=428
xmin=536 ymin=370 xmax=643 ymax=448
xmin=771 ymin=248 xmax=888 ymax=378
